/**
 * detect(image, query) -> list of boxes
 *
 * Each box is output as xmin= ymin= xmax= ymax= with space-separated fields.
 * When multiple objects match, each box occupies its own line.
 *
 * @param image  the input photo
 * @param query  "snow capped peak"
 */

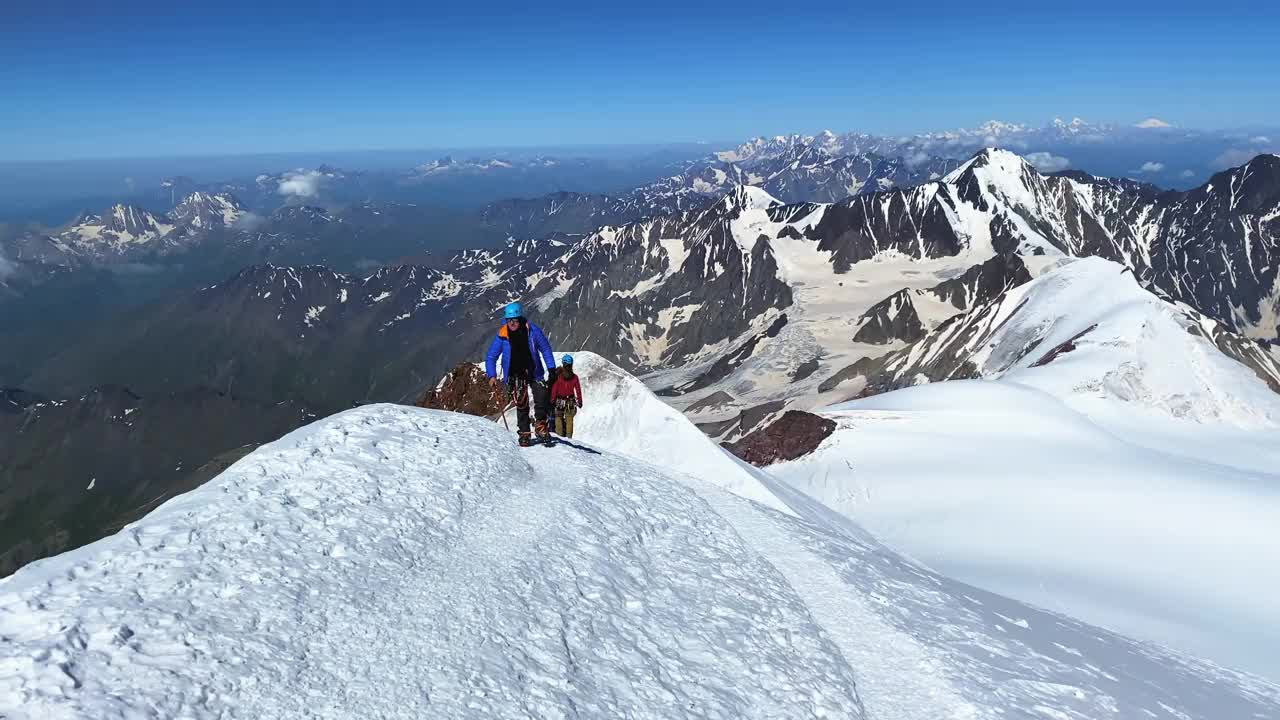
xmin=976 ymin=119 xmax=1028 ymax=136
xmin=973 ymin=146 xmax=1030 ymax=163
xmin=179 ymin=190 xmax=220 ymax=205
xmin=55 ymin=203 xmax=174 ymax=253
xmin=724 ymin=183 xmax=782 ymax=211
xmin=103 ymin=204 xmax=156 ymax=233
xmin=716 ymin=133 xmax=812 ymax=163
xmin=942 ymin=147 xmax=1039 ymax=185
xmin=1136 ymin=117 xmax=1173 ymax=129
xmin=172 ymin=191 xmax=243 ymax=228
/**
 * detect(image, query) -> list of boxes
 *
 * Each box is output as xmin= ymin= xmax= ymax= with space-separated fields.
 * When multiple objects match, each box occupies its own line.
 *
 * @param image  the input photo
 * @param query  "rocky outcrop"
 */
xmin=853 ymin=290 xmax=926 ymax=344
xmin=723 ymin=410 xmax=837 ymax=467
xmin=926 ymin=253 xmax=1032 ymax=311
xmin=417 ymin=363 xmax=507 ymax=418
xmin=686 ymin=390 xmax=736 ymax=413
xmin=791 ymin=358 xmax=820 ymax=381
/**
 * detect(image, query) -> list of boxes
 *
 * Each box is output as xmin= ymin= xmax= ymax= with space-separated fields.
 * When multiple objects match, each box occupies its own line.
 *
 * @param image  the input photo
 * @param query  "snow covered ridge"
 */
xmin=513 ymin=351 xmax=793 ymax=514
xmin=831 ymin=256 xmax=1280 ymax=427
xmin=4 ymin=402 xmax=1280 ymax=719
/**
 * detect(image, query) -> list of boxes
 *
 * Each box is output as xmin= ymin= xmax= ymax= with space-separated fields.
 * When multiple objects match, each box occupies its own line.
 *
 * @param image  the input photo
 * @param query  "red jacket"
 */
xmin=551 ymin=373 xmax=583 ymax=407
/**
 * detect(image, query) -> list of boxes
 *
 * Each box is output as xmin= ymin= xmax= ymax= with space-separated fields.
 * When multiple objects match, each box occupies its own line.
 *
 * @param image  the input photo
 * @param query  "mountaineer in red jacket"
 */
xmin=550 ymin=354 xmax=584 ymax=438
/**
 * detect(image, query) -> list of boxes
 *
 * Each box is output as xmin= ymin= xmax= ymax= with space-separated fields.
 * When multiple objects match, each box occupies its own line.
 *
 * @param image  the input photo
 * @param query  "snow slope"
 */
xmin=4 ymin=367 xmax=1280 ymax=717
xmin=552 ymin=351 xmax=795 ymax=515
xmin=773 ymin=378 xmax=1280 ymax=682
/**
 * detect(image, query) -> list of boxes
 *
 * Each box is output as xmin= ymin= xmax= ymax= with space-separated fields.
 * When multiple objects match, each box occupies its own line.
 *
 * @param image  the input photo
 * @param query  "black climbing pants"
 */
xmin=508 ymin=374 xmax=550 ymax=435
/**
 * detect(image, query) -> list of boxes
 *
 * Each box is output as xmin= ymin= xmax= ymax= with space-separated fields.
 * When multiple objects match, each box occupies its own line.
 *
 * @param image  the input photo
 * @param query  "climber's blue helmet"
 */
xmin=503 ymin=301 xmax=523 ymax=320
xmin=562 ymin=354 xmax=574 ymax=365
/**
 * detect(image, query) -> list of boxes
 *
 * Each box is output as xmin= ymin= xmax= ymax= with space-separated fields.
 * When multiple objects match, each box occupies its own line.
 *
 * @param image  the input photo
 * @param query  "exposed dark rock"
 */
xmin=1030 ymin=325 xmax=1098 ymax=367
xmin=686 ymin=390 xmax=736 ymax=413
xmin=805 ymin=188 xmax=966 ymax=273
xmin=927 ymin=254 xmax=1032 ymax=311
xmin=792 ymin=358 xmax=820 ymax=381
xmin=723 ymin=410 xmax=838 ymax=467
xmin=694 ymin=417 xmax=739 ymax=437
xmin=417 ymin=363 xmax=507 ymax=418
xmin=818 ymin=355 xmax=883 ymax=393
xmin=699 ymin=400 xmax=785 ymax=442
xmin=853 ymin=290 xmax=926 ymax=344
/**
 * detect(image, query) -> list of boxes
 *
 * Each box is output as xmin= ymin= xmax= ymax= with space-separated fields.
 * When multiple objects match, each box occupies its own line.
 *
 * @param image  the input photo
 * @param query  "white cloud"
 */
xmin=1138 ymin=161 xmax=1166 ymax=173
xmin=1180 ymin=170 xmax=1196 ymax=179
xmin=1025 ymin=152 xmax=1071 ymax=173
xmin=1210 ymin=149 xmax=1263 ymax=170
xmin=1135 ymin=118 xmax=1172 ymax=129
xmin=232 ymin=211 xmax=266 ymax=231
xmin=278 ymin=170 xmax=324 ymax=198
xmin=904 ymin=151 xmax=931 ymax=168
xmin=0 ymin=249 xmax=16 ymax=280
xmin=1252 ymin=136 xmax=1272 ymax=145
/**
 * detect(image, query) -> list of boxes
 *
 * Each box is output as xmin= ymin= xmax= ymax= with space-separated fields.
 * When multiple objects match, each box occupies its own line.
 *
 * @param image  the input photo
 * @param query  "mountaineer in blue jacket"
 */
xmin=486 ymin=301 xmax=557 ymax=446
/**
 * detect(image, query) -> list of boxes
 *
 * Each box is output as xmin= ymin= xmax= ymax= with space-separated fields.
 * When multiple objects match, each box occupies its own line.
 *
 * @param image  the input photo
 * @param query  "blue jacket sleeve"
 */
xmin=533 ymin=325 xmax=556 ymax=380
xmin=484 ymin=335 xmax=503 ymax=378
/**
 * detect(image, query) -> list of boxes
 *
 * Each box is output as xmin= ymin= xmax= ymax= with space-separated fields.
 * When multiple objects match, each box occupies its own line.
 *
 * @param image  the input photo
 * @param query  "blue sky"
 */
xmin=2 ymin=0 xmax=1277 ymax=161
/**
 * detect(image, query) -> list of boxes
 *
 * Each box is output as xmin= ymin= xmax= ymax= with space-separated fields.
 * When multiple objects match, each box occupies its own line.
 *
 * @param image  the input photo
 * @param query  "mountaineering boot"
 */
xmin=518 ymin=432 xmax=533 ymax=447
xmin=535 ymin=420 xmax=550 ymax=441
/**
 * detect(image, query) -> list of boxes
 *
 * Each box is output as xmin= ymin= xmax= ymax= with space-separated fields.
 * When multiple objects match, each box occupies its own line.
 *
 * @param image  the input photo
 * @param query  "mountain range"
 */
xmin=480 ymin=141 xmax=962 ymax=239
xmin=19 ymin=150 xmax=1279 ymax=420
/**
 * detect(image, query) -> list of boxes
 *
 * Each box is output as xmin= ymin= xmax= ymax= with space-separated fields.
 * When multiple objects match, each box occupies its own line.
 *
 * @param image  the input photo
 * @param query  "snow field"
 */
xmin=774 ymin=379 xmax=1280 ymax=680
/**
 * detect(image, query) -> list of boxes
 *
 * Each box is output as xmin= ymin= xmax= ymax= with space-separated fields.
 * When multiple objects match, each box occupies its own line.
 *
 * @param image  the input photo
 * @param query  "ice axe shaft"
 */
xmin=493 ymin=384 xmax=514 ymax=430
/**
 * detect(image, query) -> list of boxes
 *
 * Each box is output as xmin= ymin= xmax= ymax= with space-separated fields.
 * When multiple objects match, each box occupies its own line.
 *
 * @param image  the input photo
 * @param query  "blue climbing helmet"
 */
xmin=561 ymin=354 xmax=574 ymax=365
xmin=503 ymin=301 xmax=523 ymax=320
